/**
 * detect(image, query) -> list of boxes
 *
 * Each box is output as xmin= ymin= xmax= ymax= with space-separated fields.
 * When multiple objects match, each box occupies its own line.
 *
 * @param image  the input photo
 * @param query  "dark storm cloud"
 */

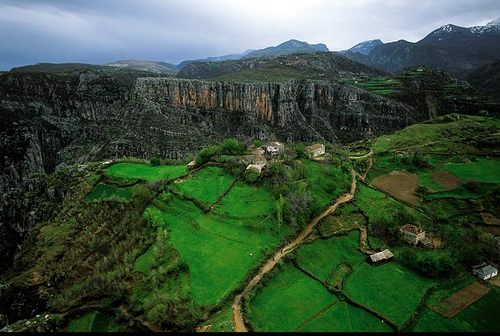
xmin=0 ymin=0 xmax=499 ymax=70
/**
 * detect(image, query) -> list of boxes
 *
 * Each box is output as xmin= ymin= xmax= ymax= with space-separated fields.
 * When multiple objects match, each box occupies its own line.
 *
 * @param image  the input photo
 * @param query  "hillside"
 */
xmin=467 ymin=61 xmax=500 ymax=99
xmin=177 ymin=51 xmax=387 ymax=81
xmin=0 ymin=114 xmax=499 ymax=332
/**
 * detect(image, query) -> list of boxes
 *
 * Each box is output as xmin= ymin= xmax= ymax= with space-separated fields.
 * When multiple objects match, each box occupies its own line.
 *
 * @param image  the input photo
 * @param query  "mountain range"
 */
xmin=92 ymin=17 xmax=500 ymax=91
xmin=342 ymin=18 xmax=500 ymax=79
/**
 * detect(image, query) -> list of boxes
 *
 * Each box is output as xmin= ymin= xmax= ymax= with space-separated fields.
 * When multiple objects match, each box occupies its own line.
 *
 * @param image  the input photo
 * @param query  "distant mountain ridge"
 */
xmin=242 ymin=39 xmax=328 ymax=59
xmin=342 ymin=17 xmax=500 ymax=79
xmin=177 ymin=39 xmax=328 ymax=70
xmin=105 ymin=60 xmax=178 ymax=75
xmin=339 ymin=39 xmax=383 ymax=55
xmin=177 ymin=50 xmax=254 ymax=70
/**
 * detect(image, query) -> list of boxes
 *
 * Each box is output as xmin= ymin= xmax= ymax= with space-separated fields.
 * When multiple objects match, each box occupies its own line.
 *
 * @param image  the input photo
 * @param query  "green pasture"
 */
xmin=106 ymin=163 xmax=187 ymax=181
xmin=296 ymin=230 xmax=365 ymax=281
xmin=85 ymin=183 xmax=132 ymax=201
xmin=151 ymin=195 xmax=283 ymax=306
xmin=355 ymin=77 xmax=401 ymax=95
xmin=297 ymin=301 xmax=393 ymax=332
xmin=214 ymin=181 xmax=276 ymax=221
xmin=173 ymin=166 xmax=235 ymax=205
xmin=248 ymin=262 xmax=338 ymax=332
xmin=68 ymin=311 xmax=118 ymax=332
xmin=413 ymin=286 xmax=500 ymax=332
xmin=344 ymin=261 xmax=439 ymax=327
xmin=133 ymin=248 xmax=154 ymax=274
xmin=369 ymin=115 xmax=500 ymax=155
xmin=443 ymin=158 xmax=500 ymax=183
xmin=355 ymin=184 xmax=429 ymax=226
xmin=426 ymin=184 xmax=497 ymax=199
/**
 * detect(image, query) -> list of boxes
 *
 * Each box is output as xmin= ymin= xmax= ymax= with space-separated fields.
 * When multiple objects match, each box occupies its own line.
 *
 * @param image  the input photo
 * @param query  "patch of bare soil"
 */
xmin=430 ymin=170 xmax=463 ymax=189
xmin=489 ymin=275 xmax=500 ymax=288
xmin=480 ymin=226 xmax=500 ymax=236
xmin=430 ymin=236 xmax=442 ymax=249
xmin=480 ymin=212 xmax=500 ymax=226
xmin=371 ymin=170 xmax=419 ymax=206
xmin=430 ymin=281 xmax=490 ymax=318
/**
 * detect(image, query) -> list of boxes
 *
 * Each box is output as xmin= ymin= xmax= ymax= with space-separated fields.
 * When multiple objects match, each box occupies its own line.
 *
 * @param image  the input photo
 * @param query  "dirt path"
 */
xmin=232 ymin=169 xmax=357 ymax=332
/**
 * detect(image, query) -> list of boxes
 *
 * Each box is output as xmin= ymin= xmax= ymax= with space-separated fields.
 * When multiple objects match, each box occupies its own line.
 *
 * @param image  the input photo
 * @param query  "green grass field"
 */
xmin=369 ymin=115 xmax=500 ymax=155
xmin=68 ymin=311 xmax=118 ymax=332
xmin=106 ymin=163 xmax=187 ymax=181
xmin=173 ymin=166 xmax=235 ymax=205
xmin=443 ymin=158 xmax=500 ymax=183
xmin=133 ymin=247 xmax=154 ymax=274
xmin=85 ymin=183 xmax=133 ymax=201
xmin=248 ymin=262 xmax=338 ymax=332
xmin=150 ymin=195 xmax=285 ymax=306
xmin=297 ymin=301 xmax=393 ymax=332
xmin=344 ymin=261 xmax=439 ymax=327
xmin=296 ymin=230 xmax=365 ymax=281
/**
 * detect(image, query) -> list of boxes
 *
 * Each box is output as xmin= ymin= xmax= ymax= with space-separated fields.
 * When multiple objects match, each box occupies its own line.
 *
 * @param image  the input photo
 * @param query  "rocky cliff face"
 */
xmin=134 ymin=77 xmax=420 ymax=144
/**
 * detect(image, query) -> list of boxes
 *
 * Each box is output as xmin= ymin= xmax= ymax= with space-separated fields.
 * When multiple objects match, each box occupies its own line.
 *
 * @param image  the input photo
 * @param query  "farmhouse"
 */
xmin=472 ymin=263 xmax=498 ymax=280
xmin=187 ymin=160 xmax=196 ymax=171
xmin=399 ymin=224 xmax=427 ymax=246
xmin=368 ymin=249 xmax=394 ymax=266
xmin=264 ymin=142 xmax=284 ymax=156
xmin=305 ymin=143 xmax=325 ymax=158
xmin=246 ymin=163 xmax=265 ymax=174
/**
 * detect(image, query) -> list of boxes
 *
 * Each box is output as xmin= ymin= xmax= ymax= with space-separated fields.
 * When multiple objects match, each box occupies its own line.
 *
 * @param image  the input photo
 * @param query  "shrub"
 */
xmin=463 ymin=178 xmax=482 ymax=193
xmin=195 ymin=145 xmax=219 ymax=165
xmin=149 ymin=157 xmax=161 ymax=166
xmin=243 ymin=167 xmax=261 ymax=183
xmin=220 ymin=138 xmax=246 ymax=155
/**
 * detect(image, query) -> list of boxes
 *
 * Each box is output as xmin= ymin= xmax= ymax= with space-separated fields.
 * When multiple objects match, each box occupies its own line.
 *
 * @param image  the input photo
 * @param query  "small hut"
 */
xmin=368 ymin=249 xmax=394 ymax=266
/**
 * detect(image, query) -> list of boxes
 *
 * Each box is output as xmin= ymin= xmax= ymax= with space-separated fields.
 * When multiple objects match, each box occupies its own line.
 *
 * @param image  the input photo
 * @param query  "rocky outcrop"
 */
xmin=133 ymin=77 xmax=420 ymax=144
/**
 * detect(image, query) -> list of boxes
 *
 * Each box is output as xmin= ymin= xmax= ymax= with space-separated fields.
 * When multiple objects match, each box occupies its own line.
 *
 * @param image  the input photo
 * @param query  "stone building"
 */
xmin=305 ymin=143 xmax=325 ymax=158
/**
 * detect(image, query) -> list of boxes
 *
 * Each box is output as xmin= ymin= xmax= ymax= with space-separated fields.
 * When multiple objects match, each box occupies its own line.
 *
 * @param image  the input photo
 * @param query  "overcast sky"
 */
xmin=1 ymin=0 xmax=499 ymax=70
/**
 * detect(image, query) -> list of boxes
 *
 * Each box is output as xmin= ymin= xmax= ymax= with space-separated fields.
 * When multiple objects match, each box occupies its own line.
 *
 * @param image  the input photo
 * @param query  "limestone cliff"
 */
xmin=133 ymin=77 xmax=420 ymax=144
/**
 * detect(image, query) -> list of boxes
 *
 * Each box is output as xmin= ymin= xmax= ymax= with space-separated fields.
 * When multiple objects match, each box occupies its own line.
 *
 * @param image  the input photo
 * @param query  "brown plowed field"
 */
xmin=371 ymin=170 xmax=419 ymax=206
xmin=430 ymin=170 xmax=463 ymax=189
xmin=480 ymin=212 xmax=500 ymax=226
xmin=430 ymin=281 xmax=490 ymax=318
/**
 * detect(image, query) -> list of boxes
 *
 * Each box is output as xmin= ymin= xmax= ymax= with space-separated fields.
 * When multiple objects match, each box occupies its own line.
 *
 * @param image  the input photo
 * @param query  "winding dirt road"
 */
xmin=232 ymin=169 xmax=357 ymax=332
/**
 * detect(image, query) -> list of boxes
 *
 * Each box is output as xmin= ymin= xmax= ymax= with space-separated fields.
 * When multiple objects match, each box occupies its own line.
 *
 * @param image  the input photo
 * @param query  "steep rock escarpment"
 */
xmin=134 ymin=78 xmax=421 ymax=144
xmin=0 ymin=71 xmax=210 ymax=272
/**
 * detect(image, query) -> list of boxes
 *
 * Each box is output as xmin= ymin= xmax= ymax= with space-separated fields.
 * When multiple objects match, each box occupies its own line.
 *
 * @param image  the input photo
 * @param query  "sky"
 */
xmin=1 ymin=0 xmax=499 ymax=70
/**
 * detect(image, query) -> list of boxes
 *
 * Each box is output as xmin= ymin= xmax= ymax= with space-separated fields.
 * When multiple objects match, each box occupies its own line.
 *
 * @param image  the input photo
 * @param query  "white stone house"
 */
xmin=264 ymin=142 xmax=284 ymax=156
xmin=399 ymin=224 xmax=426 ymax=246
xmin=305 ymin=143 xmax=326 ymax=158
xmin=472 ymin=263 xmax=498 ymax=280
